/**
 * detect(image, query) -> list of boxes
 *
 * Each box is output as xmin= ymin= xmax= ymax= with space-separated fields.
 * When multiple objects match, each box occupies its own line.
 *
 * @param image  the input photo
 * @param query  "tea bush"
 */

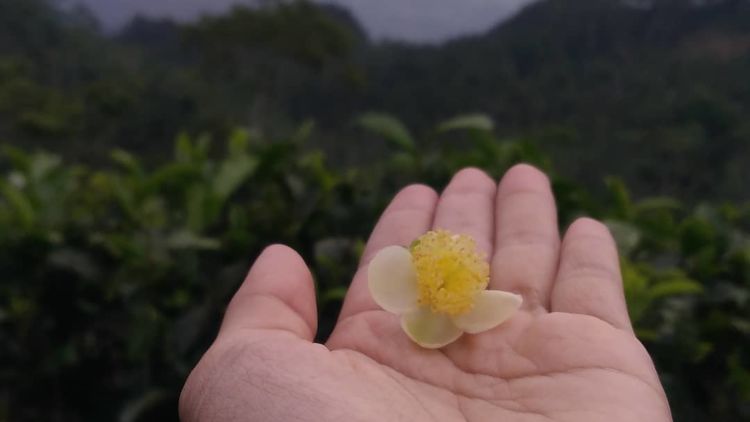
xmin=0 ymin=116 xmax=748 ymax=421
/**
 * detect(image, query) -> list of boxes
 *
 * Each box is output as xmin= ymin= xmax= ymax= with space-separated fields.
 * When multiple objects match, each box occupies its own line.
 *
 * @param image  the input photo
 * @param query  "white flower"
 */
xmin=368 ymin=230 xmax=522 ymax=349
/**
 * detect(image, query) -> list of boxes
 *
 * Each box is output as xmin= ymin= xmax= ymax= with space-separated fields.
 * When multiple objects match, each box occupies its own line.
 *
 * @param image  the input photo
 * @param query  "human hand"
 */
xmin=179 ymin=165 xmax=672 ymax=421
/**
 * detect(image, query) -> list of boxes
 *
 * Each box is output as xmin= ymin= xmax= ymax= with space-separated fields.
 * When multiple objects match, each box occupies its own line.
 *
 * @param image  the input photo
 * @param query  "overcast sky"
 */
xmin=70 ymin=0 xmax=534 ymax=43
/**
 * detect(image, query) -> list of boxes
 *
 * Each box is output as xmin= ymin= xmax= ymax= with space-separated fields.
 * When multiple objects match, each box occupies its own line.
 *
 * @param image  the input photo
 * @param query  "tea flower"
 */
xmin=368 ymin=230 xmax=522 ymax=349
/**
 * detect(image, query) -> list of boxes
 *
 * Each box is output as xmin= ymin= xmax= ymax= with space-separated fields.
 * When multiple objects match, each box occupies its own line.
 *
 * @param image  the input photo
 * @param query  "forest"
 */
xmin=0 ymin=0 xmax=749 ymax=420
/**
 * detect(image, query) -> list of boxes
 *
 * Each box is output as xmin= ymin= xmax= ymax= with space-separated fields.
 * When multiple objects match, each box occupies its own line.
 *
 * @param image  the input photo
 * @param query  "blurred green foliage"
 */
xmin=1 ymin=0 xmax=750 ymax=421
xmin=0 ymin=117 xmax=748 ymax=421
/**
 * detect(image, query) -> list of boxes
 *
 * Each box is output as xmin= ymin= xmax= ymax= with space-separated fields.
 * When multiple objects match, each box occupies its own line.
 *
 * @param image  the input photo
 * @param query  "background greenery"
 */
xmin=0 ymin=0 xmax=749 ymax=420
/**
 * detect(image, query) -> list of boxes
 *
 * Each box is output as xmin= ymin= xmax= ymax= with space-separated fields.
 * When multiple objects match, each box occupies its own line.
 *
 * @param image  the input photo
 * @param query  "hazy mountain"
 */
xmin=68 ymin=0 xmax=534 ymax=43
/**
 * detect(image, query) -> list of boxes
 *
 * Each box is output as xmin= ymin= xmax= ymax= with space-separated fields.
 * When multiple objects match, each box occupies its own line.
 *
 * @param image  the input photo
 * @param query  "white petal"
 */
xmin=367 ymin=245 xmax=420 ymax=314
xmin=451 ymin=290 xmax=522 ymax=334
xmin=401 ymin=308 xmax=463 ymax=349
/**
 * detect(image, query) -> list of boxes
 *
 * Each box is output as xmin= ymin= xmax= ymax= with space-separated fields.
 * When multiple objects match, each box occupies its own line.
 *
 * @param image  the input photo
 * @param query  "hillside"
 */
xmin=326 ymin=0 xmax=750 ymax=200
xmin=1 ymin=0 xmax=748 ymax=200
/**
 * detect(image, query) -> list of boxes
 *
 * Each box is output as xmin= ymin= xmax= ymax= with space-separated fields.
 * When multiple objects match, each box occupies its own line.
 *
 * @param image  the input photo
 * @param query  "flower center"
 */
xmin=410 ymin=230 xmax=489 ymax=316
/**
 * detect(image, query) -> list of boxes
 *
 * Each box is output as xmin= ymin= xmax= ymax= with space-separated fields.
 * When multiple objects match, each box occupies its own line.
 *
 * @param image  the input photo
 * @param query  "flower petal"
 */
xmin=368 ymin=245 xmax=420 ymax=314
xmin=451 ymin=290 xmax=522 ymax=334
xmin=401 ymin=308 xmax=463 ymax=349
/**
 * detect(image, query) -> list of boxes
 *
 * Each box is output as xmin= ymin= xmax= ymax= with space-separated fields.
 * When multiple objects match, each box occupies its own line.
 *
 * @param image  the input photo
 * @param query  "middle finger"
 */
xmin=491 ymin=164 xmax=560 ymax=311
xmin=432 ymin=167 xmax=496 ymax=260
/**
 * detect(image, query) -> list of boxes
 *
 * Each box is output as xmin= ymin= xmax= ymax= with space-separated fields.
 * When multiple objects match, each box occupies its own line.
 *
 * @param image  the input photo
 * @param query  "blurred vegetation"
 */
xmin=0 ymin=0 xmax=749 ymax=421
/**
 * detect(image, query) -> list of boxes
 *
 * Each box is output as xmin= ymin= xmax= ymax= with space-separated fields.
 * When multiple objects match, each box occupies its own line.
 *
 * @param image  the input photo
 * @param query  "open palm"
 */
xmin=180 ymin=165 xmax=672 ymax=421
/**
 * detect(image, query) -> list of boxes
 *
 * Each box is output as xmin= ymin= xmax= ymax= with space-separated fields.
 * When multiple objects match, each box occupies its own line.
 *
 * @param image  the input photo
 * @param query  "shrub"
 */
xmin=0 ymin=116 xmax=748 ymax=421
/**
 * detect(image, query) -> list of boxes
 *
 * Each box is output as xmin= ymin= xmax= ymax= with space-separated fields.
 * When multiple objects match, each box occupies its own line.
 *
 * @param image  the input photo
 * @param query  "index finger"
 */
xmin=335 ymin=184 xmax=438 ymax=322
xmin=491 ymin=164 xmax=560 ymax=311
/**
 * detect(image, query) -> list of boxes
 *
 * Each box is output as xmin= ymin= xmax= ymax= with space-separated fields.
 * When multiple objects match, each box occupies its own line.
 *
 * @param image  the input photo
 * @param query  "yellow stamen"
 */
xmin=410 ymin=230 xmax=489 ymax=316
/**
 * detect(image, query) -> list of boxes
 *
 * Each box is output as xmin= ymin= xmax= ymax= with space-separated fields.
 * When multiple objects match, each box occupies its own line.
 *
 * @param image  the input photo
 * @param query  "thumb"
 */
xmin=219 ymin=244 xmax=318 ymax=341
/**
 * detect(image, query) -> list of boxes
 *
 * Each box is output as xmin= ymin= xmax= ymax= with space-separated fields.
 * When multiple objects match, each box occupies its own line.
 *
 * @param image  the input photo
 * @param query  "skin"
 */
xmin=179 ymin=164 xmax=673 ymax=422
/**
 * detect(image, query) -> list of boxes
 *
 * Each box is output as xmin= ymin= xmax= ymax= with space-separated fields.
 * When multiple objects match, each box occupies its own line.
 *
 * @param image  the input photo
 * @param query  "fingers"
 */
xmin=336 ymin=184 xmax=438 ymax=321
xmin=432 ymin=168 xmax=496 ymax=257
xmin=491 ymin=164 xmax=560 ymax=311
xmin=551 ymin=218 xmax=633 ymax=331
xmin=220 ymin=244 xmax=318 ymax=341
